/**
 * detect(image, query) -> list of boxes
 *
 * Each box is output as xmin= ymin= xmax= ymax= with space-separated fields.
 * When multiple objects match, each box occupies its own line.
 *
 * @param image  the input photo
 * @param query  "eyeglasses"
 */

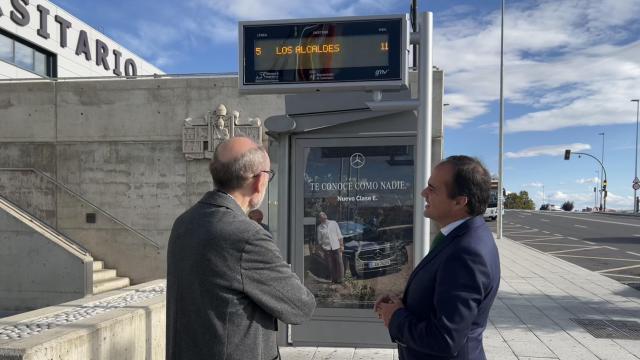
xmin=254 ymin=169 xmax=275 ymax=183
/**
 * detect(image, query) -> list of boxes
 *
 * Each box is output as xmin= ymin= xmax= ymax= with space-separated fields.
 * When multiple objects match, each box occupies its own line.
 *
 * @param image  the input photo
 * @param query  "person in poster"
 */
xmin=317 ymin=211 xmax=345 ymax=284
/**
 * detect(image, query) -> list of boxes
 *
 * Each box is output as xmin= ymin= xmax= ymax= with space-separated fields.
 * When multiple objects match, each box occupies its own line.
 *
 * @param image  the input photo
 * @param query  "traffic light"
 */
xmin=602 ymin=180 xmax=607 ymax=190
xmin=564 ymin=149 xmax=571 ymax=160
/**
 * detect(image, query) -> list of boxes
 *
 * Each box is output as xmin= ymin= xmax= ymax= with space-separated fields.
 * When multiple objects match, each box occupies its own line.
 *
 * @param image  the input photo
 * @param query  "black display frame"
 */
xmin=239 ymin=15 xmax=408 ymax=93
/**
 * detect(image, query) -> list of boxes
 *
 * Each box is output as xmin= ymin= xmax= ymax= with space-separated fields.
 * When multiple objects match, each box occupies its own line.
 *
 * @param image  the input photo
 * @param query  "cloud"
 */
xmin=436 ymin=0 xmax=640 ymax=130
xmin=523 ymin=182 xmax=544 ymax=188
xmin=576 ymin=177 xmax=600 ymax=184
xmin=103 ymin=0 xmax=640 ymax=127
xmin=505 ymin=143 xmax=591 ymax=159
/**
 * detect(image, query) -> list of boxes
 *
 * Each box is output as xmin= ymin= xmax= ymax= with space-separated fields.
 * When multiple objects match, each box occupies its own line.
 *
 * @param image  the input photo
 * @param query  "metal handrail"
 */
xmin=0 ymin=194 xmax=91 ymax=257
xmin=0 ymin=167 xmax=160 ymax=249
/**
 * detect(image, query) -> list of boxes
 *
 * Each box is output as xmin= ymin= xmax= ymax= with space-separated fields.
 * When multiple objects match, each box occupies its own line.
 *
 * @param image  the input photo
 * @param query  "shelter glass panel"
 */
xmin=302 ymin=145 xmax=414 ymax=309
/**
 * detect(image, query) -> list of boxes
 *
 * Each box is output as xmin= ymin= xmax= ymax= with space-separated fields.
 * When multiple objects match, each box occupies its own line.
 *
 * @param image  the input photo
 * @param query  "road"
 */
xmin=487 ymin=210 xmax=640 ymax=290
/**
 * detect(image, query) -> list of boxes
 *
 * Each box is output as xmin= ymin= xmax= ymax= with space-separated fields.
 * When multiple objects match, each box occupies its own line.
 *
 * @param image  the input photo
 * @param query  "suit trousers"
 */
xmin=325 ymin=249 xmax=344 ymax=283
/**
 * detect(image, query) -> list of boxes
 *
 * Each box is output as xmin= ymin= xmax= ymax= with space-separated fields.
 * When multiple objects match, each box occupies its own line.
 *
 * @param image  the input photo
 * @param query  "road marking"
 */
xmin=584 ymin=241 xmax=596 ymax=245
xmin=529 ymin=243 xmax=602 ymax=247
xmin=604 ymin=246 xmax=619 ymax=251
xmin=568 ymin=237 xmax=579 ymax=240
xmin=535 ymin=213 xmax=640 ymax=228
xmin=574 ymin=225 xmax=587 ymax=228
xmin=634 ymin=235 xmax=640 ymax=237
xmin=507 ymin=229 xmax=538 ymax=234
xmin=509 ymin=234 xmax=559 ymax=238
xmin=554 ymin=234 xmax=563 ymax=236
xmin=604 ymin=273 xmax=640 ymax=279
xmin=597 ymin=264 xmax=640 ymax=273
xmin=519 ymin=237 xmax=564 ymax=243
xmin=626 ymin=251 xmax=640 ymax=257
xmin=542 ymin=231 xmax=550 ymax=234
xmin=541 ymin=219 xmax=550 ymax=222
xmin=547 ymin=246 xmax=601 ymax=254
xmin=554 ymin=254 xmax=640 ymax=262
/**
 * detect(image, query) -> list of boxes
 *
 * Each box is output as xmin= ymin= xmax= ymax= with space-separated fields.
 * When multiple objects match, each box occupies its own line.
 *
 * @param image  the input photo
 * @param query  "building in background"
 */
xmin=0 ymin=0 xmax=162 ymax=79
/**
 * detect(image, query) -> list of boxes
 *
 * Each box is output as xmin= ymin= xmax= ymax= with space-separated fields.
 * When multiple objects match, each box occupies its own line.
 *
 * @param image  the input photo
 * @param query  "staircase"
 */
xmin=0 ymin=194 xmax=132 ymax=297
xmin=92 ymin=260 xmax=131 ymax=294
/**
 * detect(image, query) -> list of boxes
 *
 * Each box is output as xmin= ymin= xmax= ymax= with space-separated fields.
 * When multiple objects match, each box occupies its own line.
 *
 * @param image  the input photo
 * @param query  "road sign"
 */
xmin=633 ymin=183 xmax=640 ymax=191
xmin=239 ymin=15 xmax=409 ymax=93
xmin=634 ymin=177 xmax=639 ymax=184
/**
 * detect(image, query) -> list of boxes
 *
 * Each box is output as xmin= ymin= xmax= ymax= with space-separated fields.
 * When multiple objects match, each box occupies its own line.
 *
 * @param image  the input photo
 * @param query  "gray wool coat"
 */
xmin=166 ymin=191 xmax=316 ymax=360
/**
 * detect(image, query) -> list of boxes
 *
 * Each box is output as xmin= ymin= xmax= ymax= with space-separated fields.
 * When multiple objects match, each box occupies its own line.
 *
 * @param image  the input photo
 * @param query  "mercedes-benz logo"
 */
xmin=350 ymin=153 xmax=365 ymax=169
xmin=374 ymin=249 xmax=384 ymax=260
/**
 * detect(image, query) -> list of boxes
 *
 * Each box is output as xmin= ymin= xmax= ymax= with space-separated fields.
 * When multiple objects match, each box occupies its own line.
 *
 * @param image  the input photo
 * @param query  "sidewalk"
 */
xmin=281 ymin=236 xmax=640 ymax=360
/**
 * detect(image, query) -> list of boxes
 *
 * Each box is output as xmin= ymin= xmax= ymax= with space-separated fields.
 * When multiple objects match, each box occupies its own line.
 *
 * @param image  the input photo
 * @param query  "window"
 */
xmin=0 ymin=33 xmax=13 ymax=62
xmin=0 ymin=30 xmax=55 ymax=77
xmin=14 ymin=41 xmax=33 ymax=70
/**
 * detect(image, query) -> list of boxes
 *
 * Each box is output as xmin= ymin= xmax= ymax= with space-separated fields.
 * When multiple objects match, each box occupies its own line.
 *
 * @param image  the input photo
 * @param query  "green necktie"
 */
xmin=429 ymin=231 xmax=446 ymax=253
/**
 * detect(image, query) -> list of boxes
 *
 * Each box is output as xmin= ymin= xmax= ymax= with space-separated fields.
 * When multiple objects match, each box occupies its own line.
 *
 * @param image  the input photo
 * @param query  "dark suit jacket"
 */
xmin=166 ymin=191 xmax=316 ymax=360
xmin=389 ymin=216 xmax=500 ymax=360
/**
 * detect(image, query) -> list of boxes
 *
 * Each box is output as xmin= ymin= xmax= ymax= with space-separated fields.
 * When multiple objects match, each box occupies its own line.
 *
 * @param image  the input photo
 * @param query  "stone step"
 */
xmin=92 ymin=260 xmax=104 ymax=271
xmin=92 ymin=269 xmax=117 ymax=282
xmin=92 ymin=277 xmax=130 ymax=295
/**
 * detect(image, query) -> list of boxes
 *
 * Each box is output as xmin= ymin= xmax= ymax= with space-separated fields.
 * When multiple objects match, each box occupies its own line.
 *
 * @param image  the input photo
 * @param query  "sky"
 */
xmin=52 ymin=0 xmax=640 ymax=211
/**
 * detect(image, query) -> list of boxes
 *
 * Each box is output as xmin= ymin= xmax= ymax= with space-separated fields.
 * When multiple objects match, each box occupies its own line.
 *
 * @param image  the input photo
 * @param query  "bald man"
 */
xmin=166 ymin=137 xmax=315 ymax=360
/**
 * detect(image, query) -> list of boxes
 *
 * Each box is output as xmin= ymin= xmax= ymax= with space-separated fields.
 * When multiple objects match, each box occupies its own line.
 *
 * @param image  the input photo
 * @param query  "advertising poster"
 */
xmin=302 ymin=145 xmax=415 ymax=309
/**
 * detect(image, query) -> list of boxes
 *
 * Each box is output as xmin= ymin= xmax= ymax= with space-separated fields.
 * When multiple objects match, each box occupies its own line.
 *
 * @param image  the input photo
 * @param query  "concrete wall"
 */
xmin=0 ymin=76 xmax=285 ymax=283
xmin=0 ymin=280 xmax=166 ymax=360
xmin=0 ymin=203 xmax=92 ymax=311
xmin=0 ymin=0 xmax=163 ymax=78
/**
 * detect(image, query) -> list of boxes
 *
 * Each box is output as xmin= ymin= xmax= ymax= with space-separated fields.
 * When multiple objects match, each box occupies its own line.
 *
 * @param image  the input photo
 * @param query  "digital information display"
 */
xmin=239 ymin=15 xmax=408 ymax=93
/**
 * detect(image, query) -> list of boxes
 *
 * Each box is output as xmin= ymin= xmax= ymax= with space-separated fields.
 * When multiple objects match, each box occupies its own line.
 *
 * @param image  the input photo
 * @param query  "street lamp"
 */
xmin=564 ymin=149 xmax=608 ymax=212
xmin=497 ymin=0 xmax=505 ymax=239
xmin=632 ymin=99 xmax=639 ymax=213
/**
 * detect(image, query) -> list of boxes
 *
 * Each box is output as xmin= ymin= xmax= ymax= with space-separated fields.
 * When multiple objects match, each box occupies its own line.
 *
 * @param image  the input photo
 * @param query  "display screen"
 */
xmin=242 ymin=18 xmax=404 ymax=86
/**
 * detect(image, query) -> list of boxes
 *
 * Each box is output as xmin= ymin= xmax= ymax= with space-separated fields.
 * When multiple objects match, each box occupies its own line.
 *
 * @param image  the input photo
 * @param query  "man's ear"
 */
xmin=455 ymin=195 xmax=468 ymax=209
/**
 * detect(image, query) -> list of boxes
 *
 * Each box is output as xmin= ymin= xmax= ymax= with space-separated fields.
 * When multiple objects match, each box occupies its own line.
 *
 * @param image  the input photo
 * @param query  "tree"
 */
xmin=561 ymin=201 xmax=574 ymax=211
xmin=504 ymin=190 xmax=535 ymax=210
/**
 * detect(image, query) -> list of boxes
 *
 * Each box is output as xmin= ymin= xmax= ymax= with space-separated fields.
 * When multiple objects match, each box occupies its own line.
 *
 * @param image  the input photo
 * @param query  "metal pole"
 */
xmin=411 ymin=0 xmax=417 ymax=69
xmin=633 ymin=99 xmax=639 ymax=213
xmin=594 ymin=171 xmax=598 ymax=209
xmin=497 ymin=0 xmax=505 ymax=239
xmin=413 ymin=11 xmax=433 ymax=265
xmin=599 ymin=132 xmax=605 ymax=211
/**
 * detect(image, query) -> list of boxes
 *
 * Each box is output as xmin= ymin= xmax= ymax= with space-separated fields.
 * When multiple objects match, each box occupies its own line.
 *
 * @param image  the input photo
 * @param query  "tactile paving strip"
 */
xmin=0 ymin=285 xmax=165 ymax=341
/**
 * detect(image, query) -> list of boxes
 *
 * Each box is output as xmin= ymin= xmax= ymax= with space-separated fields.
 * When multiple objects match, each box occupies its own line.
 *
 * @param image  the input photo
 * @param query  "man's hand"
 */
xmin=374 ymin=295 xmax=403 ymax=328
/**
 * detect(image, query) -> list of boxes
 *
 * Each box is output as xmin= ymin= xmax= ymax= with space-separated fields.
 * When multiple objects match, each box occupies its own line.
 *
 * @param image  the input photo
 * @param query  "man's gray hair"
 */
xmin=209 ymin=144 xmax=268 ymax=192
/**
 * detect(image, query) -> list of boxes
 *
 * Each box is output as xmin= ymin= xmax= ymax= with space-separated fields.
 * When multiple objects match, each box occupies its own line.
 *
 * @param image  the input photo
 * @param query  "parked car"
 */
xmin=309 ymin=221 xmax=411 ymax=279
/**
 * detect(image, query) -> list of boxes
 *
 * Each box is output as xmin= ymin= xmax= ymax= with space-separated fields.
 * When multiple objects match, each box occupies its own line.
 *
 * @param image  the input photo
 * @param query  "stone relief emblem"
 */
xmin=182 ymin=104 xmax=263 ymax=160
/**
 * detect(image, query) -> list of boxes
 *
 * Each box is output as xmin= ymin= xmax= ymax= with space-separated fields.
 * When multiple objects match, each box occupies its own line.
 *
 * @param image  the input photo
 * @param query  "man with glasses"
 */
xmin=167 ymin=137 xmax=315 ymax=360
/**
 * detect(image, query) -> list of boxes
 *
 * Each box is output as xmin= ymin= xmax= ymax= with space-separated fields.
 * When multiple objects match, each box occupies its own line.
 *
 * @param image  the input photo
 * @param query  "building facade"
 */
xmin=0 ymin=0 xmax=162 ymax=79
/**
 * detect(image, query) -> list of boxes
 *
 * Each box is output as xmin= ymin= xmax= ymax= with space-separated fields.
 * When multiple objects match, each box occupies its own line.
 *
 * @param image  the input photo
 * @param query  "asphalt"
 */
xmin=489 ymin=210 xmax=640 ymax=290
xmin=281 ymin=230 xmax=640 ymax=360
